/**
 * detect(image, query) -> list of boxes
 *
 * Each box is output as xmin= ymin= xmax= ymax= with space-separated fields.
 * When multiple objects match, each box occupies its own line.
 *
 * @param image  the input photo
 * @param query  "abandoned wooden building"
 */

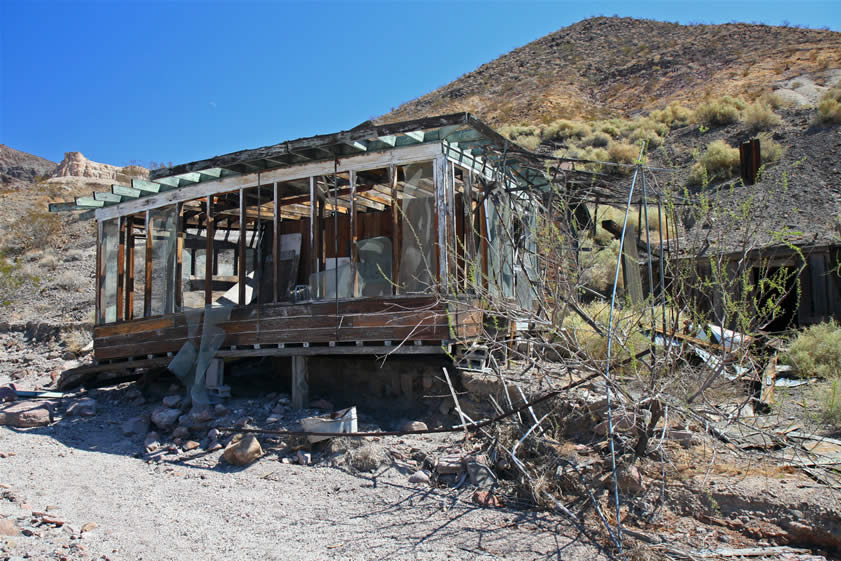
xmin=51 ymin=113 xmax=552 ymax=402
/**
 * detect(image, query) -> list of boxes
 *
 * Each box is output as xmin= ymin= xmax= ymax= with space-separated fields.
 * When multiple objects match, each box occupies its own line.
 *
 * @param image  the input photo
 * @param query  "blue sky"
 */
xmin=1 ymin=1 xmax=839 ymax=168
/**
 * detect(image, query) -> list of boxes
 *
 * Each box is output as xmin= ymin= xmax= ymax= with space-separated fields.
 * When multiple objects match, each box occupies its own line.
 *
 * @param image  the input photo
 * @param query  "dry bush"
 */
xmin=346 ymin=442 xmax=391 ymax=472
xmin=607 ymin=141 xmax=640 ymax=165
xmin=817 ymin=379 xmax=841 ymax=428
xmin=628 ymin=127 xmax=663 ymax=149
xmin=593 ymin=120 xmax=623 ymax=137
xmin=815 ymin=86 xmax=841 ymax=124
xmin=53 ymin=270 xmax=83 ymax=290
xmin=782 ymin=320 xmax=841 ymax=379
xmin=543 ymin=119 xmax=592 ymax=140
xmin=756 ymin=132 xmax=784 ymax=164
xmin=579 ymin=241 xmax=621 ymax=293
xmin=687 ymin=139 xmax=740 ymax=186
xmin=62 ymin=328 xmax=92 ymax=354
xmin=39 ymin=250 xmax=60 ymax=271
xmin=650 ymin=102 xmax=692 ymax=128
xmin=562 ymin=297 xmax=650 ymax=367
xmin=742 ymin=102 xmax=782 ymax=131
xmin=581 ymin=131 xmax=611 ymax=148
xmin=7 ymin=207 xmax=63 ymax=255
xmin=760 ymin=91 xmax=792 ymax=110
xmin=692 ymin=96 xmax=744 ymax=127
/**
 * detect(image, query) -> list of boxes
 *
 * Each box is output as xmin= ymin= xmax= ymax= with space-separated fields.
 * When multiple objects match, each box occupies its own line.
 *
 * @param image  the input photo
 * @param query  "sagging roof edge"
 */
xmin=149 ymin=113 xmax=528 ymax=180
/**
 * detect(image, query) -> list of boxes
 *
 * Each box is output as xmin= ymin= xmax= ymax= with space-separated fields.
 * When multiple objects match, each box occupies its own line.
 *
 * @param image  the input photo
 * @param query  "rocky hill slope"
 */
xmin=380 ymin=17 xmax=841 ymax=126
xmin=0 ymin=145 xmax=56 ymax=188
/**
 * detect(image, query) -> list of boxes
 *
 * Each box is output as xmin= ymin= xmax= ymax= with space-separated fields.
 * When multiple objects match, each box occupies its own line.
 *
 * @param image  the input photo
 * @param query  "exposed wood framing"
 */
xmin=125 ymin=216 xmax=135 ymax=321
xmin=116 ymin=216 xmax=125 ymax=322
xmin=273 ymin=181 xmax=279 ymax=303
xmin=205 ymin=196 xmax=214 ymax=305
xmin=309 ymin=176 xmax=318 ymax=284
xmin=350 ymin=170 xmax=358 ymax=297
xmin=144 ymin=211 xmax=152 ymax=317
xmin=175 ymin=202 xmax=183 ymax=311
xmin=390 ymin=165 xmax=399 ymax=295
xmin=96 ymin=221 xmax=103 ymax=324
xmin=96 ymin=143 xmax=442 ymax=221
xmin=434 ymin=155 xmax=447 ymax=292
xmin=239 ymin=188 xmax=246 ymax=307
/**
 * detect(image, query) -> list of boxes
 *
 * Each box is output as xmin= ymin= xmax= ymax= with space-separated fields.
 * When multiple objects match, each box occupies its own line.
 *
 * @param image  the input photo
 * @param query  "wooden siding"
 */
xmin=93 ymin=296 xmax=482 ymax=361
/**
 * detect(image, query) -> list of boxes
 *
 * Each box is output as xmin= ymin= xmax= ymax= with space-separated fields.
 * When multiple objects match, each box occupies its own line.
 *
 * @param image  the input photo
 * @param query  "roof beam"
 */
xmin=93 ymin=191 xmax=122 ymax=203
xmin=76 ymin=196 xmax=105 ymax=208
xmin=112 ymin=184 xmax=141 ymax=198
xmin=131 ymin=179 xmax=162 ymax=193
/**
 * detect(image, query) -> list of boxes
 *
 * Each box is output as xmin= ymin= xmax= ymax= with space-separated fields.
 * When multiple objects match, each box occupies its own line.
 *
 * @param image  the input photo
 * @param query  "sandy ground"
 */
xmin=0 ymin=386 xmax=608 ymax=561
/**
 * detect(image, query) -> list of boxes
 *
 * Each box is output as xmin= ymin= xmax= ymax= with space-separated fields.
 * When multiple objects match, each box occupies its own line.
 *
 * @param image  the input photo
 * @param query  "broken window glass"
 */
xmin=149 ymin=205 xmax=177 ymax=315
xmin=101 ymin=218 xmax=119 ymax=324
xmin=398 ymin=162 xmax=436 ymax=293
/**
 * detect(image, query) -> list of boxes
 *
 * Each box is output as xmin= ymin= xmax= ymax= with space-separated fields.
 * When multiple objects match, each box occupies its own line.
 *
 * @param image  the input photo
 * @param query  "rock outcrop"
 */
xmin=0 ymin=144 xmax=57 ymax=187
xmin=52 ymin=151 xmax=122 ymax=180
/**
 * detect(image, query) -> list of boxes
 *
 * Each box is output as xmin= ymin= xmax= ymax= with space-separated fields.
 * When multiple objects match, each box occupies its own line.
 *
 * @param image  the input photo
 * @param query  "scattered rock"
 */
xmin=65 ymin=398 xmax=97 ymax=417
xmin=617 ymin=464 xmax=645 ymax=494
xmin=593 ymin=414 xmax=637 ymax=435
xmin=297 ymin=450 xmax=312 ymax=465
xmin=436 ymin=454 xmax=464 ymax=475
xmin=472 ymin=490 xmax=503 ymax=508
xmin=465 ymin=456 xmax=497 ymax=488
xmin=150 ymin=407 xmax=181 ymax=430
xmin=213 ymin=404 xmax=228 ymax=417
xmin=121 ymin=416 xmax=148 ymax=436
xmin=408 ymin=470 xmax=431 ymax=485
xmin=183 ymin=440 xmax=200 ymax=451
xmin=233 ymin=416 xmax=253 ymax=429
xmin=162 ymin=395 xmax=181 ymax=408
xmin=144 ymin=432 xmax=161 ymax=452
xmin=123 ymin=386 xmax=141 ymax=401
xmin=206 ymin=441 xmax=223 ymax=452
xmin=0 ymin=401 xmax=52 ymax=427
xmin=0 ymin=518 xmax=20 ymax=536
xmin=80 ymin=522 xmax=97 ymax=533
xmin=222 ymin=435 xmax=263 ymax=466
xmin=172 ymin=426 xmax=190 ymax=440
xmin=61 ymin=351 xmax=76 ymax=361
xmin=265 ymin=415 xmax=281 ymax=424
xmin=400 ymin=420 xmax=428 ymax=432
xmin=207 ymin=428 xmax=220 ymax=441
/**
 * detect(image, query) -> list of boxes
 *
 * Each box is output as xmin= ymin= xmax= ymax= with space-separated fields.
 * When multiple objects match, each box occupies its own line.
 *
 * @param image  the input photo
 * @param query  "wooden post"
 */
xmin=239 ymin=188 xmax=246 ymax=307
xmin=446 ymin=160 xmax=457 ymax=293
xmin=125 ymin=216 xmax=135 ymax=321
xmin=273 ymin=181 xmax=280 ymax=303
xmin=434 ymin=156 xmax=447 ymax=292
xmin=309 ymin=176 xmax=318 ymax=286
xmin=256 ymin=179 xmax=263 ymax=307
xmin=205 ymin=196 xmax=214 ymax=306
xmin=349 ymin=170 xmax=358 ymax=297
xmin=464 ymin=171 xmax=476 ymax=291
xmin=390 ymin=165 xmax=400 ymax=295
xmin=479 ymin=185 xmax=489 ymax=291
xmin=116 ymin=216 xmax=125 ymax=321
xmin=144 ymin=211 xmax=152 ymax=317
xmin=175 ymin=202 xmax=183 ymax=312
xmin=291 ymin=356 xmax=309 ymax=409
xmin=95 ymin=220 xmax=102 ymax=324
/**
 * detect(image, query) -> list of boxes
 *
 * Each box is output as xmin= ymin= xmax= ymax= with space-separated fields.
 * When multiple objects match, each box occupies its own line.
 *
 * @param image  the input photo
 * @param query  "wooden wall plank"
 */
xmin=205 ymin=196 xmax=214 ymax=305
xmin=143 ymin=211 xmax=152 ymax=317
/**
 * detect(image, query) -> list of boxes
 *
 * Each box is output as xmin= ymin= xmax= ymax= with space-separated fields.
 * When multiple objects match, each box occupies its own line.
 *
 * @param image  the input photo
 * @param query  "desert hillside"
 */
xmin=380 ymin=17 xmax=841 ymax=126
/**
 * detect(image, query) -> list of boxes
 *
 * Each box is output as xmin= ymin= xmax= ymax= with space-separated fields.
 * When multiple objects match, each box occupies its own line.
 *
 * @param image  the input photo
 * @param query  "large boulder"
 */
xmin=222 ymin=435 xmax=263 ymax=466
xmin=0 ymin=401 xmax=52 ymax=427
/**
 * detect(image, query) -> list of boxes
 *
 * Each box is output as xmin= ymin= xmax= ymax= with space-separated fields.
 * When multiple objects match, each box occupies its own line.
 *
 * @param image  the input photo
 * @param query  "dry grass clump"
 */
xmin=756 ymin=132 xmax=784 ymax=164
xmin=498 ymin=124 xmax=543 ymax=150
xmin=815 ymin=86 xmax=841 ymax=124
xmin=53 ymin=270 xmax=84 ymax=290
xmin=581 ymin=131 xmax=611 ymax=148
xmin=782 ymin=320 xmax=841 ymax=379
xmin=687 ymin=139 xmax=740 ymax=186
xmin=6 ymin=207 xmax=63 ymax=255
xmin=346 ymin=442 xmax=391 ymax=472
xmin=692 ymin=96 xmax=745 ymax=127
xmin=579 ymin=240 xmax=622 ymax=293
xmin=742 ymin=102 xmax=782 ymax=131
xmin=608 ymin=142 xmax=641 ymax=165
xmin=650 ymin=102 xmax=693 ymax=128
xmin=62 ymin=327 xmax=92 ymax=354
xmin=562 ymin=299 xmax=650 ymax=367
xmin=543 ymin=119 xmax=592 ymax=141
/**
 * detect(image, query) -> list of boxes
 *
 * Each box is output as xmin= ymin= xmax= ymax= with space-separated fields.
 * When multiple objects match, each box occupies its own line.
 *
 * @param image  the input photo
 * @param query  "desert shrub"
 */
xmin=650 ymin=102 xmax=693 ymax=128
xmin=0 ymin=251 xmax=27 ymax=307
xmin=515 ymin=134 xmax=542 ymax=150
xmin=756 ymin=132 xmax=784 ymax=165
xmin=628 ymin=127 xmax=663 ymax=149
xmin=581 ymin=132 xmax=611 ymax=148
xmin=562 ymin=298 xmax=650 ymax=367
xmin=782 ymin=320 xmax=841 ymax=379
xmin=53 ymin=270 xmax=83 ymax=290
xmin=742 ymin=102 xmax=782 ymax=131
xmin=608 ymin=141 xmax=641 ymax=165
xmin=759 ymin=91 xmax=792 ymax=110
xmin=692 ymin=96 xmax=745 ymax=127
xmin=593 ymin=120 xmax=623 ymax=137
xmin=687 ymin=140 xmax=740 ymax=186
xmin=815 ymin=86 xmax=841 ymax=124
xmin=579 ymin=240 xmax=622 ymax=293
xmin=39 ymin=250 xmax=60 ymax=271
xmin=499 ymin=124 xmax=541 ymax=140
xmin=13 ymin=207 xmax=63 ymax=254
xmin=543 ymin=119 xmax=592 ymax=140
xmin=62 ymin=328 xmax=92 ymax=354
xmin=816 ymin=379 xmax=841 ymax=428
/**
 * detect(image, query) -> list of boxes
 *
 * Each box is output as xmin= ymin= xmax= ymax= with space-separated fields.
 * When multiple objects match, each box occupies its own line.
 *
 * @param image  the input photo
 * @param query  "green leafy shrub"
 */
xmin=782 ymin=320 xmax=841 ymax=379
xmin=692 ymin=96 xmax=745 ymax=127
xmin=687 ymin=139 xmax=740 ymax=186
xmin=742 ymin=102 xmax=782 ymax=131
xmin=815 ymin=87 xmax=841 ymax=124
